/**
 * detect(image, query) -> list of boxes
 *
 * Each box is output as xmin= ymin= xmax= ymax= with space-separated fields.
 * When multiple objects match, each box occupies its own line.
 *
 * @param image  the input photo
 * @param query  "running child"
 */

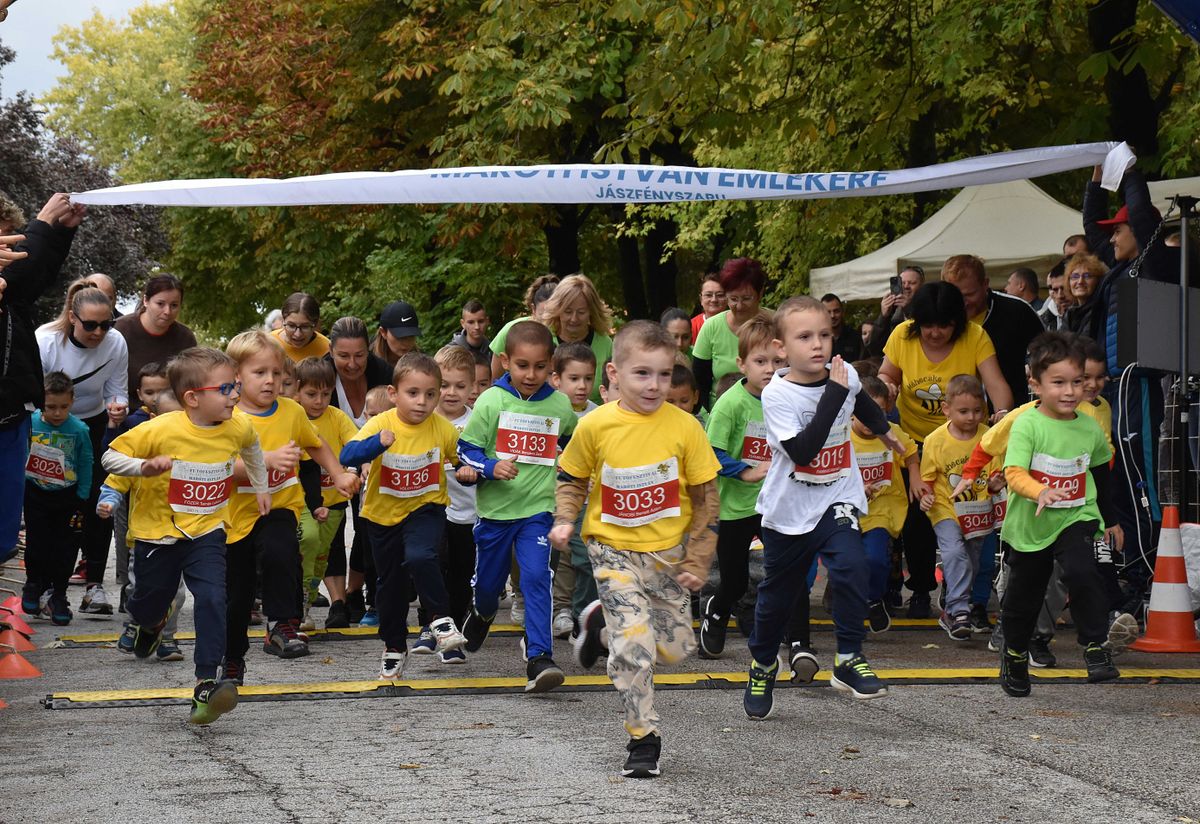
xmin=458 ymin=320 xmax=577 ymax=692
xmin=341 ymin=353 xmax=475 ymax=678
xmin=919 ymin=374 xmax=1003 ymax=641
xmin=102 ymin=347 xmax=271 ymax=724
xmin=851 ymin=375 xmax=927 ymax=633
xmin=222 ymin=331 xmax=359 ymax=684
xmin=744 ymin=297 xmax=902 ymax=720
xmin=998 ymin=331 xmax=1123 ymax=696
xmin=552 ymin=320 xmax=720 ymax=778
xmin=698 ymin=315 xmax=783 ymax=658
xmin=22 ymin=371 xmax=92 ymax=626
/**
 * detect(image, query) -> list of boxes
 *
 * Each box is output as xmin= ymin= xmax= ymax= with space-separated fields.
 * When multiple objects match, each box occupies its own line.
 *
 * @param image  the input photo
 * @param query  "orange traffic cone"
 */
xmin=0 ymin=595 xmax=20 ymax=612
xmin=0 ymin=644 xmax=42 ymax=678
xmin=0 ymin=626 xmax=35 ymax=652
xmin=1131 ymin=506 xmax=1200 ymax=653
xmin=0 ymin=608 xmax=33 ymax=636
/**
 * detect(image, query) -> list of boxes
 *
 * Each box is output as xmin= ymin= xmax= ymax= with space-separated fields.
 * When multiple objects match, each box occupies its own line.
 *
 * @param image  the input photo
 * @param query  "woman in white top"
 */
xmin=35 ymin=280 xmax=128 ymax=613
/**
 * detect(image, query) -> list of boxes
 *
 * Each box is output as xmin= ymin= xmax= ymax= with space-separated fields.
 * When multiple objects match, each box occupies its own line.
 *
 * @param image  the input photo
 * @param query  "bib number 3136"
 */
xmin=600 ymin=458 xmax=681 ymax=527
xmin=496 ymin=410 xmax=559 ymax=466
xmin=380 ymin=448 xmax=441 ymax=498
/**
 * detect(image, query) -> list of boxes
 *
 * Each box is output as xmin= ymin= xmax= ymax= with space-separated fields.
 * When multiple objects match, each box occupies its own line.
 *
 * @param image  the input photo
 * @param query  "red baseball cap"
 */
xmin=1095 ymin=204 xmax=1160 ymax=232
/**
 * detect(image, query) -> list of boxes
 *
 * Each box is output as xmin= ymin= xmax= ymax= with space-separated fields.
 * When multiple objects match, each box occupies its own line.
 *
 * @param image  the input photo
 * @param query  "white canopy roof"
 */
xmin=1148 ymin=176 xmax=1200 ymax=216
xmin=809 ymin=179 xmax=1083 ymax=302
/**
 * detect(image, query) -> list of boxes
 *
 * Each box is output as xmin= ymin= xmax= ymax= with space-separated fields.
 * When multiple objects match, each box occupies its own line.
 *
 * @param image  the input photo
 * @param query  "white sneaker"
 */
xmin=552 ymin=608 xmax=574 ymax=639
xmin=1104 ymin=612 xmax=1139 ymax=654
xmin=510 ymin=594 xmax=525 ymax=627
xmin=299 ymin=606 xmax=316 ymax=633
xmin=80 ymin=584 xmax=113 ymax=615
xmin=430 ymin=616 xmax=466 ymax=652
xmin=379 ymin=649 xmax=407 ymax=680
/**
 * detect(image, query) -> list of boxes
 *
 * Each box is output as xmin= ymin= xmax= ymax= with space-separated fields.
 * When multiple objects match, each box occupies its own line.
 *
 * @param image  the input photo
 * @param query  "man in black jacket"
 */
xmin=0 ymin=193 xmax=84 ymax=561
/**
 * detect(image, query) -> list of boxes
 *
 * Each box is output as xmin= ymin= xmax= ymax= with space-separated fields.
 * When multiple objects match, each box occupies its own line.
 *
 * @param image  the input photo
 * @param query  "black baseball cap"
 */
xmin=380 ymin=300 xmax=421 ymax=338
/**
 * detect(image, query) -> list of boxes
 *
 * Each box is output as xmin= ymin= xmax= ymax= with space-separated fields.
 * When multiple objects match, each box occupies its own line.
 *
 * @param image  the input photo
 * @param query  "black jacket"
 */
xmin=981 ymin=289 xmax=1044 ymax=407
xmin=0 ymin=219 xmax=77 ymax=427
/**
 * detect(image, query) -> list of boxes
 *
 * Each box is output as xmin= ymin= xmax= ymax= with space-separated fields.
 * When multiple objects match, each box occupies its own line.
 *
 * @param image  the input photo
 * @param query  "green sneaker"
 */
xmin=189 ymin=679 xmax=239 ymax=725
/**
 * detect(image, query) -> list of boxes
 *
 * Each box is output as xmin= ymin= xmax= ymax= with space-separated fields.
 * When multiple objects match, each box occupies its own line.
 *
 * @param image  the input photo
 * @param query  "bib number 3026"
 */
xmin=600 ymin=458 xmax=681 ymax=527
xmin=25 ymin=442 xmax=67 ymax=485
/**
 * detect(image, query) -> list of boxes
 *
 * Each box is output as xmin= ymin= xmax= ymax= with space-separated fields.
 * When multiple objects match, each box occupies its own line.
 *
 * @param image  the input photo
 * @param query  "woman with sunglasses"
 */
xmin=36 ymin=279 xmax=129 ymax=615
xmin=270 ymin=291 xmax=329 ymax=362
xmin=115 ymin=274 xmax=196 ymax=404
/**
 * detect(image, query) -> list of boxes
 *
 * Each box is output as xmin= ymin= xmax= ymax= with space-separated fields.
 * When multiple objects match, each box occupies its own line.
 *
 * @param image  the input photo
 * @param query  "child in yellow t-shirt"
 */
xmin=919 ymin=374 xmax=1003 ymax=641
xmin=853 ymin=376 xmax=928 ymax=634
xmin=102 ymin=347 xmax=271 ymax=725
xmin=552 ymin=321 xmax=720 ymax=779
xmin=223 ymin=332 xmax=359 ymax=681
xmin=341 ymin=353 xmax=478 ymax=679
xmin=294 ymin=357 xmax=359 ymax=631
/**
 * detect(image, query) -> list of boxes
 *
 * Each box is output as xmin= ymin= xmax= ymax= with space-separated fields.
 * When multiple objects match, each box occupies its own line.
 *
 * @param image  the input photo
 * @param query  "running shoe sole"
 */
xmin=829 ymin=674 xmax=888 ymax=700
xmin=525 ymin=666 xmax=565 ymax=694
xmin=789 ymin=650 xmax=820 ymax=684
xmin=1104 ymin=613 xmax=1139 ymax=654
xmin=189 ymin=682 xmax=239 ymax=725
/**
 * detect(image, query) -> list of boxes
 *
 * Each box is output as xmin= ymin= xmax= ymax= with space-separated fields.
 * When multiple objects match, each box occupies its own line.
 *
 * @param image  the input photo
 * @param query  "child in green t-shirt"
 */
xmin=458 ymin=321 xmax=577 ymax=693
xmin=998 ymin=332 xmax=1123 ymax=697
xmin=698 ymin=317 xmax=785 ymax=659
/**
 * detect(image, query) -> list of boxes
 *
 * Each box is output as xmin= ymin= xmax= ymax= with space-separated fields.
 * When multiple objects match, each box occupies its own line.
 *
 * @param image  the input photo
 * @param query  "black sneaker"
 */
xmin=968 ymin=603 xmax=992 ymax=634
xmin=346 ymin=590 xmax=367 ymax=624
xmin=1000 ymin=648 xmax=1031 ymax=697
xmin=734 ymin=602 xmax=755 ymax=638
xmin=313 ymin=594 xmax=330 ymax=608
xmin=1084 ymin=643 xmax=1119 ymax=683
xmin=220 ymin=658 xmax=246 ymax=686
xmin=743 ymin=659 xmax=778 ymax=720
xmin=462 ymin=608 xmax=495 ymax=653
xmin=49 ymin=593 xmax=73 ymax=627
xmin=698 ymin=596 xmax=727 ymax=658
xmin=573 ymin=600 xmax=606 ymax=669
xmin=525 ymin=655 xmax=564 ymax=693
xmin=622 ymin=733 xmax=662 ymax=778
xmin=830 ymin=655 xmax=888 ymax=699
xmin=906 ymin=592 xmax=931 ymax=619
xmin=1028 ymin=635 xmax=1056 ymax=668
xmin=132 ymin=621 xmax=164 ymax=659
xmin=324 ymin=599 xmax=350 ymax=630
xmin=189 ymin=679 xmax=238 ymax=725
xmin=118 ymin=584 xmax=129 ymax=614
xmin=867 ymin=600 xmax=891 ymax=633
xmin=938 ymin=611 xmax=971 ymax=641
xmin=117 ymin=622 xmax=137 ymax=654
xmin=788 ymin=644 xmax=820 ymax=684
xmin=263 ymin=619 xmax=310 ymax=659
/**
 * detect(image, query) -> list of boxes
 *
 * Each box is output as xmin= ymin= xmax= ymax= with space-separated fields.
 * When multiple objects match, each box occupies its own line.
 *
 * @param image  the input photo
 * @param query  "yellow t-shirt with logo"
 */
xmin=853 ymin=424 xmax=916 ymax=537
xmin=978 ymin=400 xmax=1038 ymax=459
xmin=227 ymin=398 xmax=323 ymax=543
xmin=351 ymin=409 xmax=461 ymax=527
xmin=107 ymin=411 xmax=260 ymax=543
xmin=270 ymin=328 xmax=331 ymax=362
xmin=558 ymin=401 xmax=720 ymax=552
xmin=883 ymin=320 xmax=997 ymax=442
xmin=305 ymin=406 xmax=360 ymax=507
xmin=1078 ymin=397 xmax=1114 ymax=453
xmin=920 ymin=420 xmax=995 ymax=527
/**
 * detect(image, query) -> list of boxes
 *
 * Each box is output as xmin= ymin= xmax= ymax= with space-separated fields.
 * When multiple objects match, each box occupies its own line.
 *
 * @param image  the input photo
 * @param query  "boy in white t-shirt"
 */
xmin=744 ymin=297 xmax=903 ymax=720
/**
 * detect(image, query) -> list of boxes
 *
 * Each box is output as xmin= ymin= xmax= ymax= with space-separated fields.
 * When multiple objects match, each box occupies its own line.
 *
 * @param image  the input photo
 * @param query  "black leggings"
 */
xmin=709 ymin=514 xmax=761 ymax=617
xmin=901 ymin=462 xmax=937 ymax=594
xmin=81 ymin=412 xmax=114 ymax=585
xmin=322 ymin=496 xmax=377 ymax=606
xmin=23 ymin=482 xmax=78 ymax=597
xmin=226 ymin=509 xmax=301 ymax=660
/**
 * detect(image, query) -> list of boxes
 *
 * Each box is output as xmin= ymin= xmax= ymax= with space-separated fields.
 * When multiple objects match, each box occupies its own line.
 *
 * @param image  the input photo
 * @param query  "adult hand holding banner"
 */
xmin=71 ymin=142 xmax=1135 ymax=207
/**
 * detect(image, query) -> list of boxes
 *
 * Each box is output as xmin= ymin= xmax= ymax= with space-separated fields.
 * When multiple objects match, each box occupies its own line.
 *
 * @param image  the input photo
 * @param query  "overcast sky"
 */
xmin=1 ymin=0 xmax=146 ymax=100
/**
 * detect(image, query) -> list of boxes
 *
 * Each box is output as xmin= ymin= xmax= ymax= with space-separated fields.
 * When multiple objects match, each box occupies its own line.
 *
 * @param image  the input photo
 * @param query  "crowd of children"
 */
xmin=16 ymin=271 xmax=1137 ymax=777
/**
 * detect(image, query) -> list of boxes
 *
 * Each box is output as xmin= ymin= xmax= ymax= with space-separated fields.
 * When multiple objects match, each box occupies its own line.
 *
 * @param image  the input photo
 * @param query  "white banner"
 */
xmin=71 ymin=142 xmax=1134 ymax=207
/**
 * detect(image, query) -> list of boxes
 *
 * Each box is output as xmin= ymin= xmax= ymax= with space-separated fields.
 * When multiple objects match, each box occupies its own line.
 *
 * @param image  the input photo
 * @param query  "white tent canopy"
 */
xmin=809 ymin=179 xmax=1083 ymax=302
xmin=1148 ymin=176 xmax=1200 ymax=216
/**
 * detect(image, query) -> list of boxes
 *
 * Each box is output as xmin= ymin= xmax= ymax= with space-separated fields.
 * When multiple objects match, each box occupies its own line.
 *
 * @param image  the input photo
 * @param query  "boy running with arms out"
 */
xmin=998 ymin=332 xmax=1123 ymax=696
xmin=552 ymin=321 xmax=720 ymax=778
xmin=745 ymin=297 xmax=903 ymax=720
xmin=102 ymin=347 xmax=271 ymax=724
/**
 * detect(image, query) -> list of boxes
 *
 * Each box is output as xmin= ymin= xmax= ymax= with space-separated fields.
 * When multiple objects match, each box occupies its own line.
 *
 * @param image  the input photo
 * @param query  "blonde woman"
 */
xmin=537 ymin=274 xmax=613 ymax=404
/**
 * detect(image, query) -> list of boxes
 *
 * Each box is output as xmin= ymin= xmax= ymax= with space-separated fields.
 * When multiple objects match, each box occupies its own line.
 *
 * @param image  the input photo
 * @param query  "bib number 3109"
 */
xmin=1029 ymin=452 xmax=1088 ymax=509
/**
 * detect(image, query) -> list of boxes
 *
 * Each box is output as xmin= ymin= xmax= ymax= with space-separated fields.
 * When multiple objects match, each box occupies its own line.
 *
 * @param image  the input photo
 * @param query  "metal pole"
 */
xmin=1178 ymin=196 xmax=1197 ymax=519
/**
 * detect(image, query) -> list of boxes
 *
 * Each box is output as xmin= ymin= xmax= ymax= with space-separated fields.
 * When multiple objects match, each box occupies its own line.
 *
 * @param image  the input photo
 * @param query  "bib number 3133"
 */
xmin=496 ymin=410 xmax=559 ymax=466
xmin=600 ymin=458 xmax=681 ymax=527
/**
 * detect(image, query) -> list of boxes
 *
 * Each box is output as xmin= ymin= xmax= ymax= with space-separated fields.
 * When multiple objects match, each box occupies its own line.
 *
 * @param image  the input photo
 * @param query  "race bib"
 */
xmin=238 ymin=466 xmax=298 ymax=495
xmin=857 ymin=450 xmax=893 ymax=489
xmin=319 ymin=467 xmax=334 ymax=489
xmin=1029 ymin=452 xmax=1088 ymax=508
xmin=495 ymin=410 xmax=559 ymax=466
xmin=741 ymin=420 xmax=772 ymax=467
xmin=793 ymin=424 xmax=851 ymax=483
xmin=25 ymin=442 xmax=67 ymax=485
xmin=379 ymin=448 xmax=441 ymax=499
xmin=954 ymin=498 xmax=995 ymax=541
xmin=169 ymin=459 xmax=235 ymax=515
xmin=600 ymin=458 xmax=681 ymax=527
xmin=992 ymin=487 xmax=1008 ymax=529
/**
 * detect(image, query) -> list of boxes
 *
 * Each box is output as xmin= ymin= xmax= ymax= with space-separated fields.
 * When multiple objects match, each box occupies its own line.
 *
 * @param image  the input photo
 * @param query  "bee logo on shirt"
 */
xmin=425 ymin=450 xmax=435 ymax=461
xmin=915 ymin=384 xmax=944 ymax=414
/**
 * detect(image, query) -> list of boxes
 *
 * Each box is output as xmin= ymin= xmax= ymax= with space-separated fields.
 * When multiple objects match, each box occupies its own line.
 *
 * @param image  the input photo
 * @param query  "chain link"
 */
xmin=1127 ymin=198 xmax=1179 ymax=279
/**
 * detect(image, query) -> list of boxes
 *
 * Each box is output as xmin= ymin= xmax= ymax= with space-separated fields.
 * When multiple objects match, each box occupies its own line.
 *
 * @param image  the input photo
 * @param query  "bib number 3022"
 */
xmin=169 ymin=459 xmax=235 ymax=515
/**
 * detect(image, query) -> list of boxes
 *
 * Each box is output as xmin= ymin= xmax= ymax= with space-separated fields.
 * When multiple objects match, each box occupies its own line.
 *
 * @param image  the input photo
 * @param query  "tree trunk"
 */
xmin=543 ymin=205 xmax=581 ymax=274
xmin=1089 ymin=0 xmax=1160 ymax=166
xmin=643 ymin=218 xmax=679 ymax=318
xmin=614 ymin=214 xmax=649 ymax=321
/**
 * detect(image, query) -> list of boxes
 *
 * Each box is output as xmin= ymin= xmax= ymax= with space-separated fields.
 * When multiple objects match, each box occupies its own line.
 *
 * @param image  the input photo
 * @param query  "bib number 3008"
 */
xmin=600 ymin=458 xmax=681 ymax=527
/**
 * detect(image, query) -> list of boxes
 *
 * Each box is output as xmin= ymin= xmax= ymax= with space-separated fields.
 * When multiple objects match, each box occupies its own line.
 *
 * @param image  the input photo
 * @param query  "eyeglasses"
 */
xmin=700 ymin=291 xmax=725 ymax=300
xmin=726 ymin=294 xmax=759 ymax=306
xmin=283 ymin=322 xmax=315 ymax=335
xmin=1068 ymin=272 xmax=1096 ymax=282
xmin=191 ymin=382 xmax=242 ymax=397
xmin=77 ymin=319 xmax=115 ymax=332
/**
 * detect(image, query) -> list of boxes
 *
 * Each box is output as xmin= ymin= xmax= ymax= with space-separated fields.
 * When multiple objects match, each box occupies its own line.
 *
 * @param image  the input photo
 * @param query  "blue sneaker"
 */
xmin=411 ymin=626 xmax=436 ymax=655
xmin=830 ymin=654 xmax=888 ymax=699
xmin=117 ymin=623 xmax=137 ymax=654
xmin=49 ymin=593 xmax=73 ymax=626
xmin=743 ymin=659 xmax=779 ymax=720
xmin=358 ymin=608 xmax=380 ymax=627
xmin=156 ymin=636 xmax=185 ymax=662
xmin=438 ymin=648 xmax=466 ymax=665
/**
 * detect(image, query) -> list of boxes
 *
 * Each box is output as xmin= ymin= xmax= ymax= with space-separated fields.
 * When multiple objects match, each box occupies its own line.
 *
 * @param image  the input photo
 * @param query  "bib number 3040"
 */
xmin=600 ymin=458 xmax=681 ymax=527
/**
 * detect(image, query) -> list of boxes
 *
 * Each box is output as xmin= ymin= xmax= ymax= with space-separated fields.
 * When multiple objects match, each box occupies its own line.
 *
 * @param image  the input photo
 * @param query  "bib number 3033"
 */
xmin=600 ymin=458 xmax=681 ymax=527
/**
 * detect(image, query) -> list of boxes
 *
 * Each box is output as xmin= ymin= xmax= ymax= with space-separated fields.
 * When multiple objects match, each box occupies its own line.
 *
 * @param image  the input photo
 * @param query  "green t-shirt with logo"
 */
xmin=1001 ymin=408 xmax=1111 ymax=552
xmin=461 ymin=384 xmax=577 ymax=520
xmin=706 ymin=379 xmax=768 ymax=520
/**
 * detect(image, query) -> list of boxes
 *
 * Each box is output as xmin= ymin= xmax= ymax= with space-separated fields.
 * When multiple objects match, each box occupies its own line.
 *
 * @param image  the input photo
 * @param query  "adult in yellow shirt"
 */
xmin=271 ymin=292 xmax=331 ymax=362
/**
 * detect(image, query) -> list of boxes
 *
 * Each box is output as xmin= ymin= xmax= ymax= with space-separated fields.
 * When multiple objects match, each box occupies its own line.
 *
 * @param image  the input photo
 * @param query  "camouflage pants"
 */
xmin=588 ymin=541 xmax=695 ymax=738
